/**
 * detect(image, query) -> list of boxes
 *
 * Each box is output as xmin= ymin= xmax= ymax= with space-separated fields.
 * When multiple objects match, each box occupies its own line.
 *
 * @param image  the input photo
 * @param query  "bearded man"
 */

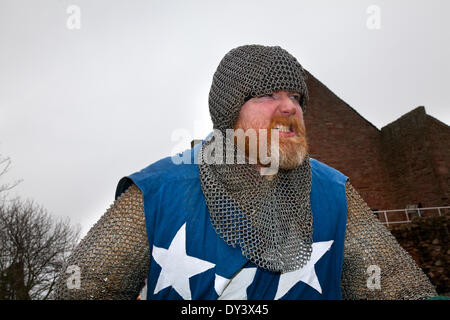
xmin=55 ymin=45 xmax=437 ymax=300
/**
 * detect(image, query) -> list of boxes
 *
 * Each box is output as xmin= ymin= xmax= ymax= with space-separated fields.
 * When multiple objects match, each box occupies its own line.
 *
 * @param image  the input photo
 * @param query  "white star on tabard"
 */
xmin=152 ymin=223 xmax=215 ymax=300
xmin=217 ymin=267 xmax=257 ymax=300
xmin=274 ymin=240 xmax=334 ymax=299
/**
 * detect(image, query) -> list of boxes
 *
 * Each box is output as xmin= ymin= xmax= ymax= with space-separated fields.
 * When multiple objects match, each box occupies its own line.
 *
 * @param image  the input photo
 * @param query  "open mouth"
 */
xmin=272 ymin=124 xmax=295 ymax=137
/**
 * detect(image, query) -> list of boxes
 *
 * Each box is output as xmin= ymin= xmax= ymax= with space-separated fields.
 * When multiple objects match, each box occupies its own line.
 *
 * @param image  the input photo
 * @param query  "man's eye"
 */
xmin=290 ymin=94 xmax=301 ymax=102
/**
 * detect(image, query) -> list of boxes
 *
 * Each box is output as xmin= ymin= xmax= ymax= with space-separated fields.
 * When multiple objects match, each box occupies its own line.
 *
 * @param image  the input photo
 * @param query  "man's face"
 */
xmin=234 ymin=90 xmax=308 ymax=170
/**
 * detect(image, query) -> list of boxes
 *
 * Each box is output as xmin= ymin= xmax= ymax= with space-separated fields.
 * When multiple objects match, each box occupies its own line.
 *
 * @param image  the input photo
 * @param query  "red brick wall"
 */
xmin=380 ymin=107 xmax=450 ymax=209
xmin=304 ymin=71 xmax=393 ymax=210
xmin=425 ymin=116 xmax=450 ymax=207
xmin=380 ymin=107 xmax=433 ymax=208
xmin=304 ymin=71 xmax=449 ymax=210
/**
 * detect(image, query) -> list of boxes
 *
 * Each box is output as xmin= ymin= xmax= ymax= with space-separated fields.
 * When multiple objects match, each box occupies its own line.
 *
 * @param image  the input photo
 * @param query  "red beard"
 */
xmin=234 ymin=115 xmax=308 ymax=169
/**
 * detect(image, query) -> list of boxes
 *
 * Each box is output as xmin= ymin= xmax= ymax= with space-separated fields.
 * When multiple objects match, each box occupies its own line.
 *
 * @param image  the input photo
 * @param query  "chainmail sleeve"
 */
xmin=341 ymin=181 xmax=437 ymax=299
xmin=54 ymin=184 xmax=149 ymax=300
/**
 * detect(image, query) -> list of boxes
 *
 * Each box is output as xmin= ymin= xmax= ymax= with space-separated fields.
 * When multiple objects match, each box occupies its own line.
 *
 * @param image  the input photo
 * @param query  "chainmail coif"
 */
xmin=199 ymin=146 xmax=313 ymax=273
xmin=200 ymin=45 xmax=313 ymax=273
xmin=209 ymin=44 xmax=309 ymax=133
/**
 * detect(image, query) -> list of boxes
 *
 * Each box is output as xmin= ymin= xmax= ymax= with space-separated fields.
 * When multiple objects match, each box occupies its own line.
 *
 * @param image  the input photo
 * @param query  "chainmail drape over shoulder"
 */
xmin=341 ymin=182 xmax=437 ymax=299
xmin=54 ymin=185 xmax=149 ymax=300
xmin=198 ymin=137 xmax=313 ymax=273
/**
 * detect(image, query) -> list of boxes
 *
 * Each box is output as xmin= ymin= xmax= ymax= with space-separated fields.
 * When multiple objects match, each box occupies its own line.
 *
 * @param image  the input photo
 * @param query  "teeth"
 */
xmin=274 ymin=125 xmax=291 ymax=133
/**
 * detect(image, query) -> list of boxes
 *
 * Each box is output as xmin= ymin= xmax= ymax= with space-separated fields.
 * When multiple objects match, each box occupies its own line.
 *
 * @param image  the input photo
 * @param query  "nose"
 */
xmin=277 ymin=95 xmax=298 ymax=117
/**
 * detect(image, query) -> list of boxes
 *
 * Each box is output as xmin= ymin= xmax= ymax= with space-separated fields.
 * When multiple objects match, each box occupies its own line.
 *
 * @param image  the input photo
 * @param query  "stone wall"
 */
xmin=389 ymin=215 xmax=449 ymax=295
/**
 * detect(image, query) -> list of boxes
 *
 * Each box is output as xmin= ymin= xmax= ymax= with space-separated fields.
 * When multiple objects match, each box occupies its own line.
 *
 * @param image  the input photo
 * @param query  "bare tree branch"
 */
xmin=0 ymin=154 xmax=22 ymax=195
xmin=0 ymin=198 xmax=80 ymax=299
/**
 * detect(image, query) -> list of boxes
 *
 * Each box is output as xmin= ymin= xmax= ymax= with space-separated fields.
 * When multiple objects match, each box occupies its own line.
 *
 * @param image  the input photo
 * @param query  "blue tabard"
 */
xmin=115 ymin=143 xmax=348 ymax=300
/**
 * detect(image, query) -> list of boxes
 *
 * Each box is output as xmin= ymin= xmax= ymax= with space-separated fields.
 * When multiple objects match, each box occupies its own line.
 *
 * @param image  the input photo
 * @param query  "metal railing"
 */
xmin=373 ymin=206 xmax=450 ymax=227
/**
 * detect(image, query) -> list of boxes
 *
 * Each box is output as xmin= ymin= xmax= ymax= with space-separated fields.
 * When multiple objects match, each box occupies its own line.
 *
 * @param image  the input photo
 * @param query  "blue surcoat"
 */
xmin=116 ymin=143 xmax=348 ymax=300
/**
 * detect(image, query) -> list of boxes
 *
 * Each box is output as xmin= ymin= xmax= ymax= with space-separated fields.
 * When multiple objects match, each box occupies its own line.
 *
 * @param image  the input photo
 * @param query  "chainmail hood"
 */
xmin=199 ymin=45 xmax=313 ymax=273
xmin=209 ymin=44 xmax=309 ymax=133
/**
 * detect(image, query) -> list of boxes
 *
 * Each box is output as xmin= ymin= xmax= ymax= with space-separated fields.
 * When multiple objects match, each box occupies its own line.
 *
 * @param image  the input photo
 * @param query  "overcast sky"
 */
xmin=1 ymin=0 xmax=449 ymax=238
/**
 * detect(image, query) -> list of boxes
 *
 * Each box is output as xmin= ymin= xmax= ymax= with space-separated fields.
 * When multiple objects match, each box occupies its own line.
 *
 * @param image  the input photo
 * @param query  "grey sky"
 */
xmin=0 ymin=0 xmax=449 ymax=238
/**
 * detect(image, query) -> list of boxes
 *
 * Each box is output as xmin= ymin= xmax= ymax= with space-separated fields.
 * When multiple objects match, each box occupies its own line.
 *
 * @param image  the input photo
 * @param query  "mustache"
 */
xmin=232 ymin=114 xmax=309 ymax=169
xmin=233 ymin=114 xmax=307 ymax=144
xmin=268 ymin=115 xmax=306 ymax=137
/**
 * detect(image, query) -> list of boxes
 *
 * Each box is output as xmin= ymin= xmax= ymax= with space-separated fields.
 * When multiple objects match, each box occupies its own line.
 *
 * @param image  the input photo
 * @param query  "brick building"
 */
xmin=304 ymin=71 xmax=450 ymax=211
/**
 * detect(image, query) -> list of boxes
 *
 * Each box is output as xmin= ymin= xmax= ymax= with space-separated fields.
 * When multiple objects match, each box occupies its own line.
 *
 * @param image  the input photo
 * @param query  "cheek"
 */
xmin=298 ymin=110 xmax=304 ymax=123
xmin=293 ymin=107 xmax=304 ymax=124
xmin=237 ymin=104 xmax=274 ymax=129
